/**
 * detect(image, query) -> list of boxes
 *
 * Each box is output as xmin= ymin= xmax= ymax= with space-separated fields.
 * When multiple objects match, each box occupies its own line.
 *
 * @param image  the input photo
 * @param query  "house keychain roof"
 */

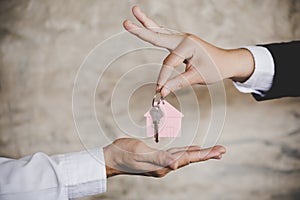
xmin=144 ymin=100 xmax=184 ymax=138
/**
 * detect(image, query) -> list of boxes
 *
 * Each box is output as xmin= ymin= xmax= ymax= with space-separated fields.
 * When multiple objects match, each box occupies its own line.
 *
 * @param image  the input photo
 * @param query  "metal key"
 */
xmin=149 ymin=105 xmax=164 ymax=143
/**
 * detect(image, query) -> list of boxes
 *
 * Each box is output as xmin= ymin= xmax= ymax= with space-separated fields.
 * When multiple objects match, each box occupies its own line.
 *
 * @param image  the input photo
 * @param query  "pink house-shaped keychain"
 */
xmin=144 ymin=100 xmax=184 ymax=138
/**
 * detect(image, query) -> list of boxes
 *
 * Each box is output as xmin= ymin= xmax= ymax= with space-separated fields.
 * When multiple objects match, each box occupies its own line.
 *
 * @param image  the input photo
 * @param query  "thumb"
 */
xmin=161 ymin=70 xmax=195 ymax=97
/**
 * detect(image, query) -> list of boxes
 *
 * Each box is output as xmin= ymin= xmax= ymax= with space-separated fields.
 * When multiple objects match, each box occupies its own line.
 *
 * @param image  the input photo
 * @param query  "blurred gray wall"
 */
xmin=0 ymin=0 xmax=300 ymax=200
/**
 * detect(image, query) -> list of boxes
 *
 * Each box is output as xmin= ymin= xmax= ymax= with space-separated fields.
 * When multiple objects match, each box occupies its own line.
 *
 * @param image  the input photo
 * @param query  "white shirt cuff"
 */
xmin=58 ymin=148 xmax=107 ymax=199
xmin=233 ymin=46 xmax=275 ymax=96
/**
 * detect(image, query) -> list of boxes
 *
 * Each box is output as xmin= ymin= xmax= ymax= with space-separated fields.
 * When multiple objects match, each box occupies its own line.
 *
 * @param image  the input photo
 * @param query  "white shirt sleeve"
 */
xmin=233 ymin=46 xmax=275 ymax=96
xmin=0 ymin=148 xmax=107 ymax=200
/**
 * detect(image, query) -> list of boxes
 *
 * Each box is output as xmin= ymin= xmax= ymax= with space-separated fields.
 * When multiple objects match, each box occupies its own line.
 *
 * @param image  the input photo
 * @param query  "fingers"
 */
xmin=130 ymin=144 xmax=225 ymax=176
xmin=125 ymin=6 xmax=204 ymax=97
xmin=156 ymin=53 xmax=184 ymax=91
xmin=173 ymin=145 xmax=226 ymax=169
xmin=156 ymin=40 xmax=194 ymax=95
xmin=132 ymin=6 xmax=170 ymax=34
xmin=127 ymin=139 xmax=178 ymax=170
xmin=167 ymin=146 xmax=201 ymax=154
xmin=198 ymin=145 xmax=226 ymax=160
xmin=155 ymin=150 xmax=179 ymax=170
xmin=139 ymin=149 xmax=178 ymax=170
xmin=125 ymin=6 xmax=195 ymax=97
xmin=160 ymin=70 xmax=196 ymax=97
xmin=123 ymin=20 xmax=179 ymax=49
xmin=129 ymin=162 xmax=168 ymax=174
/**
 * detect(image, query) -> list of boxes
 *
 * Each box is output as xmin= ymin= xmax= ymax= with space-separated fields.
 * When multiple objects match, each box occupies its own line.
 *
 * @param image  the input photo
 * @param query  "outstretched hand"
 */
xmin=124 ymin=6 xmax=254 ymax=97
xmin=104 ymin=138 xmax=226 ymax=178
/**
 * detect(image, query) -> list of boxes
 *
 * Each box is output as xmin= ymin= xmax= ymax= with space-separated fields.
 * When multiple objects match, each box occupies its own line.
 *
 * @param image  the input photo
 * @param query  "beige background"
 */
xmin=0 ymin=0 xmax=300 ymax=199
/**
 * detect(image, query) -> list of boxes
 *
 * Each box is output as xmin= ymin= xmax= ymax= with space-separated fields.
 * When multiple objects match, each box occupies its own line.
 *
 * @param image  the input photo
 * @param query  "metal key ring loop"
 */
xmin=152 ymin=92 xmax=164 ymax=107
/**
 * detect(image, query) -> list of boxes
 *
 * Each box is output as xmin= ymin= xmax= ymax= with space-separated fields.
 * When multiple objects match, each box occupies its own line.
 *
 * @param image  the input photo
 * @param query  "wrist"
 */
xmin=105 ymin=165 xmax=122 ymax=178
xmin=103 ymin=145 xmax=122 ymax=178
xmin=227 ymin=48 xmax=255 ymax=82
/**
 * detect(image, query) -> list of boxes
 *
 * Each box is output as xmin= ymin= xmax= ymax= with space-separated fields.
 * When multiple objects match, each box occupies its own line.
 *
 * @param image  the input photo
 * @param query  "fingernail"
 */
xmin=162 ymin=88 xmax=170 ymax=97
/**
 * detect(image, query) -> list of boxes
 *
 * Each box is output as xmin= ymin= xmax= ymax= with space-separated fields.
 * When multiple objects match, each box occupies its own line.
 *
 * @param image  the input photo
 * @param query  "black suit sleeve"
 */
xmin=253 ymin=41 xmax=300 ymax=101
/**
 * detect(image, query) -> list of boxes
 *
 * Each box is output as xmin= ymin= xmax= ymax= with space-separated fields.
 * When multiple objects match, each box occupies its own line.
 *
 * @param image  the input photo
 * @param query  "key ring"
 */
xmin=152 ymin=92 xmax=164 ymax=107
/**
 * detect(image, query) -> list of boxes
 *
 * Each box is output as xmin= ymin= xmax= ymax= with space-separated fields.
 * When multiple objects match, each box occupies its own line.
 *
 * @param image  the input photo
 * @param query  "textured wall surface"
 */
xmin=0 ymin=0 xmax=300 ymax=200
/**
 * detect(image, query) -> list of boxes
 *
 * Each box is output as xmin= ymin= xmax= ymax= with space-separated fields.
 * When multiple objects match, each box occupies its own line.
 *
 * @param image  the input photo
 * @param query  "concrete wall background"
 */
xmin=0 ymin=0 xmax=300 ymax=199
